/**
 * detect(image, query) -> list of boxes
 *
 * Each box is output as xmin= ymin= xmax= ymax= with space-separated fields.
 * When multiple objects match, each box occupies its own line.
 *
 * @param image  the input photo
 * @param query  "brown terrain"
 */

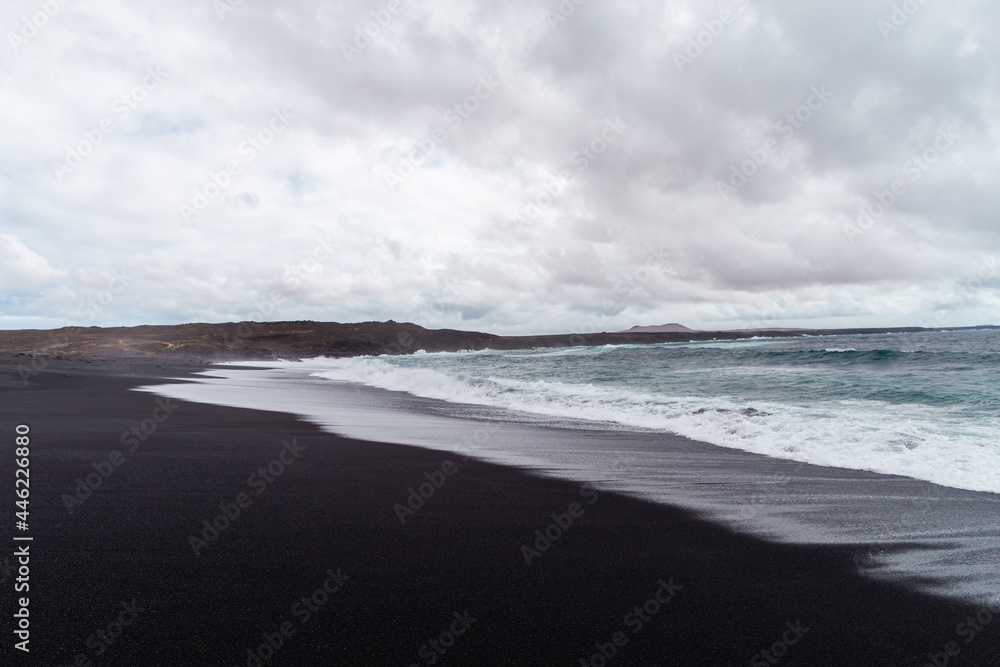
xmin=619 ymin=323 xmax=700 ymax=333
xmin=0 ymin=320 xmax=945 ymax=363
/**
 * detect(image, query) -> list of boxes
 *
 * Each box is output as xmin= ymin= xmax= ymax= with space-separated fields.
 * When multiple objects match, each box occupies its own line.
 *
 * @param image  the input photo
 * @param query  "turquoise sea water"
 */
xmin=308 ymin=329 xmax=1000 ymax=493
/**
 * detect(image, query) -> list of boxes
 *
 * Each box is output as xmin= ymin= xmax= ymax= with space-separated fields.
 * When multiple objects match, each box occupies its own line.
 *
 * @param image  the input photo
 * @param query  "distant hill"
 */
xmin=734 ymin=328 xmax=809 ymax=332
xmin=620 ymin=323 xmax=699 ymax=333
xmin=0 ymin=320 xmax=940 ymax=363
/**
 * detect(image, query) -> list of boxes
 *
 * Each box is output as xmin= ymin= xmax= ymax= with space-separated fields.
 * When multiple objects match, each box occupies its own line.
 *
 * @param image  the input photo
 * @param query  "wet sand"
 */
xmin=0 ymin=356 xmax=998 ymax=665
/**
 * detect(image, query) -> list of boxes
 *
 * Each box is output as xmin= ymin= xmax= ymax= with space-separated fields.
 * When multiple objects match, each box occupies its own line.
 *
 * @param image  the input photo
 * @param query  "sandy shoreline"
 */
xmin=139 ymin=360 xmax=1000 ymax=604
xmin=1 ymin=357 xmax=998 ymax=665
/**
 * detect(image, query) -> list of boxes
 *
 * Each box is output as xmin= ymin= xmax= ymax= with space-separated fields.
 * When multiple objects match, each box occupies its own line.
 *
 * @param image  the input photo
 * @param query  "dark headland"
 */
xmin=0 ymin=319 xmax=982 ymax=362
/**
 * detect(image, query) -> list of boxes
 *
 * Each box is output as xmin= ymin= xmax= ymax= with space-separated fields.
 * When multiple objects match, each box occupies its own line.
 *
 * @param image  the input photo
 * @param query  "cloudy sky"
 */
xmin=1 ymin=0 xmax=998 ymax=334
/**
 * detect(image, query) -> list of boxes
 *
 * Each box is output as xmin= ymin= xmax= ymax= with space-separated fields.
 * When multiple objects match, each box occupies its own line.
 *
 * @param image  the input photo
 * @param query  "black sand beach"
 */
xmin=1 ymin=357 xmax=998 ymax=665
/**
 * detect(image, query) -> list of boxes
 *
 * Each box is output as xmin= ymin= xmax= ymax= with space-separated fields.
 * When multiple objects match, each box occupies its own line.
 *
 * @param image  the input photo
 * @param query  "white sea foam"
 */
xmin=305 ymin=355 xmax=1000 ymax=494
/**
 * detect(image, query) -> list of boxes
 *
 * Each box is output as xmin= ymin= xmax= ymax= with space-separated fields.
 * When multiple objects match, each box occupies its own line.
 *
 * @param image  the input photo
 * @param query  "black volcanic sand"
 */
xmin=0 ymin=357 xmax=998 ymax=666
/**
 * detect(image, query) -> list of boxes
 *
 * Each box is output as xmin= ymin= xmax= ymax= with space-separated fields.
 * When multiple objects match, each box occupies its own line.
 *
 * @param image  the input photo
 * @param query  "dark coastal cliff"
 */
xmin=0 ymin=320 xmax=960 ymax=362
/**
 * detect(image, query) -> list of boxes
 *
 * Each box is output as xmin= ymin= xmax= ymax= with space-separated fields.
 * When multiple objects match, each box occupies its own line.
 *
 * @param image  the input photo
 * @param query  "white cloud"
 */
xmin=0 ymin=234 xmax=66 ymax=290
xmin=0 ymin=0 xmax=997 ymax=332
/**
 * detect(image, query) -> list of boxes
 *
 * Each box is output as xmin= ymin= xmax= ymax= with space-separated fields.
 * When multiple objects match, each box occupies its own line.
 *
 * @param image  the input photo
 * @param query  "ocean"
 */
xmin=136 ymin=328 xmax=1000 ymax=603
xmin=306 ymin=329 xmax=1000 ymax=495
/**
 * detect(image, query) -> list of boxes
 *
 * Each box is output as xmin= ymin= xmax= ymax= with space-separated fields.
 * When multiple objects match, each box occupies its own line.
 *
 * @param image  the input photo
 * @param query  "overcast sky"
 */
xmin=1 ymin=0 xmax=998 ymax=334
